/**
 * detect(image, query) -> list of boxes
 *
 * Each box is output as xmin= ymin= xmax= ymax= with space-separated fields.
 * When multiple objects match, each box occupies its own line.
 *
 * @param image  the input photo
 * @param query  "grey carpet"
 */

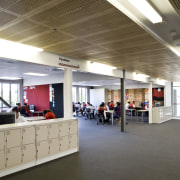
xmin=2 ymin=118 xmax=180 ymax=180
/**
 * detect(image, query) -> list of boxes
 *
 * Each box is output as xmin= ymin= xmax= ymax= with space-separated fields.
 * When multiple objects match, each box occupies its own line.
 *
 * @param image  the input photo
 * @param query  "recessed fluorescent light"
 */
xmin=0 ymin=77 xmax=22 ymax=80
xmin=128 ymin=0 xmax=162 ymax=24
xmin=0 ymin=39 xmax=43 ymax=52
xmin=23 ymin=72 xmax=48 ymax=76
xmin=114 ymin=83 xmax=120 ymax=85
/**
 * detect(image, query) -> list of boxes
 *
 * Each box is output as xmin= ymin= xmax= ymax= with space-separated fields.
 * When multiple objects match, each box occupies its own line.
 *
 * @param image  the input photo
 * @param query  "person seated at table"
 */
xmin=98 ymin=102 xmax=109 ymax=122
xmin=12 ymin=106 xmax=27 ymax=123
xmin=114 ymin=102 xmax=121 ymax=121
xmin=85 ymin=102 xmax=95 ymax=119
xmin=80 ymin=102 xmax=86 ymax=115
xmin=125 ymin=101 xmax=130 ymax=109
xmin=130 ymin=101 xmax=135 ymax=109
xmin=109 ymin=101 xmax=114 ymax=110
xmin=19 ymin=103 xmax=31 ymax=117
xmin=43 ymin=109 xmax=56 ymax=120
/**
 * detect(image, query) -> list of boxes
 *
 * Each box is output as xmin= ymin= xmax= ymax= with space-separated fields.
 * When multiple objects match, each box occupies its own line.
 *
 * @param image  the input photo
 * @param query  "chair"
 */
xmin=84 ymin=107 xmax=94 ymax=119
xmin=97 ymin=110 xmax=105 ymax=125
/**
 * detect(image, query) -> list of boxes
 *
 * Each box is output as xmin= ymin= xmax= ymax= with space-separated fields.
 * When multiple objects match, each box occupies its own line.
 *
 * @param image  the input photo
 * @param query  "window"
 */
xmin=2 ymin=83 xmax=10 ymax=106
xmin=79 ymin=87 xmax=87 ymax=103
xmin=72 ymin=87 xmax=76 ymax=103
xmin=11 ymin=83 xmax=19 ymax=106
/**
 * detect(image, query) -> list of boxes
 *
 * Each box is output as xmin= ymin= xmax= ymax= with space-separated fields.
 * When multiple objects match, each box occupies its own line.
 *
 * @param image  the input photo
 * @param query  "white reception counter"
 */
xmin=0 ymin=118 xmax=78 ymax=177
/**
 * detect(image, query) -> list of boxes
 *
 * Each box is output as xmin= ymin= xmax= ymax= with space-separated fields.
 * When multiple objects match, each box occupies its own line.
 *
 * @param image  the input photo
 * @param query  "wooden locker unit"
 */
xmin=6 ymin=129 xmax=21 ymax=148
xmin=48 ymin=123 xmax=59 ymax=139
xmin=49 ymin=138 xmax=59 ymax=155
xmin=22 ymin=144 xmax=36 ymax=163
xmin=36 ymin=141 xmax=49 ymax=159
xmin=0 ymin=150 xmax=5 ymax=170
xmin=59 ymin=122 xmax=69 ymax=137
xmin=6 ymin=146 xmax=22 ymax=168
xmin=59 ymin=136 xmax=69 ymax=152
xmin=0 ymin=131 xmax=5 ymax=150
xmin=69 ymin=134 xmax=78 ymax=149
xmin=36 ymin=125 xmax=48 ymax=142
xmin=22 ymin=126 xmax=35 ymax=145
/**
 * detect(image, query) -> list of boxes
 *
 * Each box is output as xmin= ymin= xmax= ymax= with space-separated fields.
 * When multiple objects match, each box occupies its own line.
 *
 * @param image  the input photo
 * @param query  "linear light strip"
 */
xmin=23 ymin=72 xmax=48 ymax=76
xmin=128 ymin=0 xmax=162 ymax=23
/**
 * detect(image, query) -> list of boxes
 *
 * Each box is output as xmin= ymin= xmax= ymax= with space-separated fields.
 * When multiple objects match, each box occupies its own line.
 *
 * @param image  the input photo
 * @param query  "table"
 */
xmin=136 ymin=109 xmax=149 ymax=122
xmin=126 ymin=109 xmax=136 ymax=120
xmin=31 ymin=111 xmax=43 ymax=116
xmin=104 ymin=110 xmax=114 ymax=125
xmin=26 ymin=116 xmax=45 ymax=121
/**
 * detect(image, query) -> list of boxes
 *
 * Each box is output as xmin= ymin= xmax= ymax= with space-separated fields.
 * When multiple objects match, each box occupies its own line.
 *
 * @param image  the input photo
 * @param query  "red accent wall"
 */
xmin=23 ymin=85 xmax=49 ymax=111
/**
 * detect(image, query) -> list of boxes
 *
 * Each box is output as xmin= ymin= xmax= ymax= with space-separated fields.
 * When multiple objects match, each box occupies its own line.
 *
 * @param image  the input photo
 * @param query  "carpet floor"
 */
xmin=2 ymin=117 xmax=180 ymax=180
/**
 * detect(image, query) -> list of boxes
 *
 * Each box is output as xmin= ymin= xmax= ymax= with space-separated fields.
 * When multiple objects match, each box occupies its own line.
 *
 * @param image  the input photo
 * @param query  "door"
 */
xmin=22 ymin=143 xmax=36 ymax=163
xmin=69 ymin=134 xmax=78 ymax=149
xmin=69 ymin=121 xmax=78 ymax=135
xmin=60 ymin=136 xmax=69 ymax=152
xmin=49 ymin=138 xmax=59 ymax=155
xmin=0 ymin=150 xmax=5 ymax=170
xmin=6 ymin=146 xmax=22 ymax=167
xmin=37 ymin=141 xmax=49 ymax=159
xmin=49 ymin=124 xmax=59 ymax=139
xmin=36 ymin=125 xmax=48 ymax=142
xmin=0 ymin=131 xmax=4 ymax=150
xmin=22 ymin=126 xmax=35 ymax=145
xmin=6 ymin=129 xmax=21 ymax=148
xmin=59 ymin=122 xmax=69 ymax=137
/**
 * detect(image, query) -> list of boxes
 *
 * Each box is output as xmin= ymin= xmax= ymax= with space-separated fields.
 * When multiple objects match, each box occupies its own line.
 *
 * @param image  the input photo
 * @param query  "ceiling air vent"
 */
xmin=169 ymin=0 xmax=180 ymax=16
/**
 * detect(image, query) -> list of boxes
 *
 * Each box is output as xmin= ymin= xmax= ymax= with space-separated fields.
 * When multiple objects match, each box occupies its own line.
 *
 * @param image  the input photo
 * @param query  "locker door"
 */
xmin=0 ymin=150 xmax=5 ymax=170
xmin=69 ymin=121 xmax=78 ymax=135
xmin=6 ymin=147 xmax=22 ymax=168
xmin=69 ymin=134 xmax=78 ymax=149
xmin=59 ymin=123 xmax=69 ymax=137
xmin=49 ymin=124 xmax=59 ymax=139
xmin=22 ymin=144 xmax=36 ymax=163
xmin=49 ymin=138 xmax=59 ymax=155
xmin=6 ymin=129 xmax=21 ymax=148
xmin=36 ymin=125 xmax=48 ymax=142
xmin=0 ymin=131 xmax=5 ymax=150
xmin=37 ymin=141 xmax=49 ymax=159
xmin=60 ymin=136 xmax=69 ymax=152
xmin=22 ymin=126 xmax=35 ymax=145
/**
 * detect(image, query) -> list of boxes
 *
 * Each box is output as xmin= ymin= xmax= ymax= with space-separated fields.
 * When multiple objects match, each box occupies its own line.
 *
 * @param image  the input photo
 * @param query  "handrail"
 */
xmin=0 ymin=97 xmax=11 ymax=108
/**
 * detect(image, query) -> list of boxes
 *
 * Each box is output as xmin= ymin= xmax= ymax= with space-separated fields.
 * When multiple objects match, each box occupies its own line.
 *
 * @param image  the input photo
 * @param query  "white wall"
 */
xmin=90 ymin=89 xmax=105 ymax=107
xmin=164 ymin=82 xmax=171 ymax=107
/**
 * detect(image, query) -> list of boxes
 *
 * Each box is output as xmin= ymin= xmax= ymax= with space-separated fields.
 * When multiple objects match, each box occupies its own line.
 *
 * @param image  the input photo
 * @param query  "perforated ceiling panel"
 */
xmin=0 ymin=0 xmax=180 ymax=81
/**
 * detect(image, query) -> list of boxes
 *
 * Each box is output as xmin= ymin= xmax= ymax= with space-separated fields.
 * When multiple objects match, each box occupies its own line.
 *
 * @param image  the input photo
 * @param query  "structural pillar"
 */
xmin=148 ymin=82 xmax=152 ymax=124
xmin=64 ymin=68 xmax=72 ymax=119
xmin=121 ymin=70 xmax=126 ymax=132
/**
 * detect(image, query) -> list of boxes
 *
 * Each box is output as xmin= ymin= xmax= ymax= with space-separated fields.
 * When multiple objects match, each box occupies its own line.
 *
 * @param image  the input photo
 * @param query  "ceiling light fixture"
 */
xmin=0 ymin=39 xmax=43 ymax=53
xmin=0 ymin=77 xmax=22 ymax=80
xmin=23 ymin=72 xmax=48 ymax=76
xmin=128 ymin=0 xmax=162 ymax=24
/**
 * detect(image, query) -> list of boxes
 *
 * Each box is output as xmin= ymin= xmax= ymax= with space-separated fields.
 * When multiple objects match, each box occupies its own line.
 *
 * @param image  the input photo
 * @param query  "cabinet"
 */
xmin=6 ymin=129 xmax=21 ymax=148
xmin=22 ymin=126 xmax=35 ymax=145
xmin=6 ymin=147 xmax=22 ymax=168
xmin=0 ymin=131 xmax=4 ymax=150
xmin=48 ymin=124 xmax=59 ymax=139
xmin=0 ymin=150 xmax=5 ymax=170
xmin=36 ymin=125 xmax=48 ymax=142
xmin=37 ymin=141 xmax=49 ymax=159
xmin=59 ymin=122 xmax=69 ymax=137
xmin=60 ymin=136 xmax=69 ymax=152
xmin=49 ymin=138 xmax=59 ymax=155
xmin=22 ymin=144 xmax=36 ymax=163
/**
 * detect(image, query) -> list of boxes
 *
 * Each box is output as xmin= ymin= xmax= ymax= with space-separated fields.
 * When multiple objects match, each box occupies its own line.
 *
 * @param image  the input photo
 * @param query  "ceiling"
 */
xmin=0 ymin=58 xmax=150 ymax=87
xmin=0 ymin=0 xmax=180 ymax=81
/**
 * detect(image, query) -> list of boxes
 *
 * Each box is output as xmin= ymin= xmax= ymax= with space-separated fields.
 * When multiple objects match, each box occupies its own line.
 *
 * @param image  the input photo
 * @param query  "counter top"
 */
xmin=0 ymin=117 xmax=78 ymax=130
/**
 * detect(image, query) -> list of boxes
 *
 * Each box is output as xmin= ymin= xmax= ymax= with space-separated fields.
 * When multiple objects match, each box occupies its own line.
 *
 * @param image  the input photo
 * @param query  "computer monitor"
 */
xmin=0 ymin=112 xmax=15 ymax=125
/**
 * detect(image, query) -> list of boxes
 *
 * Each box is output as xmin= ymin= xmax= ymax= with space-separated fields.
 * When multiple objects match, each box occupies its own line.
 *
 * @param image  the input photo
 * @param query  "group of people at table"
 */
xmin=10 ymin=103 xmax=56 ymax=123
xmin=74 ymin=100 xmax=149 ymax=123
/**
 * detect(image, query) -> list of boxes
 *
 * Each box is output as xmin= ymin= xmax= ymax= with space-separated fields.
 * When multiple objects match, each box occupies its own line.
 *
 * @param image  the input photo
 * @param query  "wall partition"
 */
xmin=173 ymin=82 xmax=180 ymax=116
